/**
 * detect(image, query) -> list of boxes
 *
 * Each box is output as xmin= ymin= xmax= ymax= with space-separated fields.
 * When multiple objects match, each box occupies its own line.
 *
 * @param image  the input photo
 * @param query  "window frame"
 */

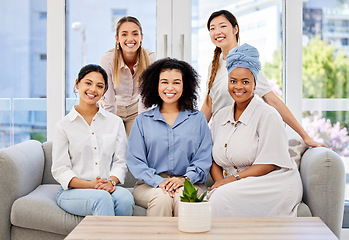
xmin=46 ymin=0 xmax=348 ymax=141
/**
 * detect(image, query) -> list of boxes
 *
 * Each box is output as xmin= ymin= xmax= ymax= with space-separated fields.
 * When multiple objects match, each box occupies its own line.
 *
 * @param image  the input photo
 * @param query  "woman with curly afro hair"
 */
xmin=127 ymin=58 xmax=213 ymax=216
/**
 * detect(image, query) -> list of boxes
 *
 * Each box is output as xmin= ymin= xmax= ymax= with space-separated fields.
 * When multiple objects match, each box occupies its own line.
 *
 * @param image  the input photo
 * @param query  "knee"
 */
xmin=148 ymin=190 xmax=172 ymax=209
xmin=94 ymin=190 xmax=114 ymax=206
xmin=117 ymin=189 xmax=135 ymax=207
xmin=113 ymin=188 xmax=135 ymax=216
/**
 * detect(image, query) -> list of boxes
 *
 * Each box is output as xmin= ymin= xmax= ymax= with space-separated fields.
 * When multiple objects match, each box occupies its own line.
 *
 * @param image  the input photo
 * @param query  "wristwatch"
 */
xmin=108 ymin=179 xmax=117 ymax=186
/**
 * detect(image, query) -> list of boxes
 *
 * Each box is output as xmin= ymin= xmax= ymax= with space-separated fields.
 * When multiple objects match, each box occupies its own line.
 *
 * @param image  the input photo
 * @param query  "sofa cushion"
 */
xmin=288 ymin=138 xmax=308 ymax=168
xmin=11 ymin=184 xmax=83 ymax=235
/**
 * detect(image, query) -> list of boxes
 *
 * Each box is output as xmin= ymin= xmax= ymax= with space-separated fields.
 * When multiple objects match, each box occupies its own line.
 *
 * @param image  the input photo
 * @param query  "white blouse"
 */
xmin=52 ymin=106 xmax=128 ymax=190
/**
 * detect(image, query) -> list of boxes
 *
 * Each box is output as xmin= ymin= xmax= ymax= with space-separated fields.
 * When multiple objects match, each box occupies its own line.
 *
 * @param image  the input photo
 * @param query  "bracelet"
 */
xmin=108 ymin=179 xmax=117 ymax=186
xmin=234 ymin=173 xmax=240 ymax=181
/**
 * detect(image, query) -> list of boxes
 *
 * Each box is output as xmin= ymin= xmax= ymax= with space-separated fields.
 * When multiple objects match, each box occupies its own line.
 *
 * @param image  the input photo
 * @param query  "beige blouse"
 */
xmin=210 ymin=96 xmax=295 ymax=177
xmin=99 ymin=49 xmax=156 ymax=114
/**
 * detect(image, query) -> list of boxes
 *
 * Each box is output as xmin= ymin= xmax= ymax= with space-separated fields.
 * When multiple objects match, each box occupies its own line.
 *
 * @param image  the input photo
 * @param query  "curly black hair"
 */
xmin=139 ymin=58 xmax=200 ymax=111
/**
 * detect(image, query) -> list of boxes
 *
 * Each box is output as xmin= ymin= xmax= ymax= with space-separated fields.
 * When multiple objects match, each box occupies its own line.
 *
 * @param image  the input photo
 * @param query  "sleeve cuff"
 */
xmin=110 ymin=169 xmax=127 ymax=184
xmin=184 ymin=172 xmax=197 ymax=184
xmin=152 ymin=175 xmax=167 ymax=188
xmin=59 ymin=171 xmax=77 ymax=190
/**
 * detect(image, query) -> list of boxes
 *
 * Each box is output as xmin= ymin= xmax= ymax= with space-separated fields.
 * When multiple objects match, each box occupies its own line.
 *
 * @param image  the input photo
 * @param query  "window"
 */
xmin=192 ymin=0 xmax=283 ymax=109
xmin=65 ymin=0 xmax=156 ymax=112
xmin=302 ymin=0 xmax=349 ymax=198
xmin=0 ymin=0 xmax=47 ymax=148
xmin=112 ymin=9 xmax=127 ymax=32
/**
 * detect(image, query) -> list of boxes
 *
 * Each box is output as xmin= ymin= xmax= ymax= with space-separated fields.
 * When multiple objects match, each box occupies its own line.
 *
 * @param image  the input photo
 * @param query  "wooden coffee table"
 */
xmin=65 ymin=216 xmax=337 ymax=240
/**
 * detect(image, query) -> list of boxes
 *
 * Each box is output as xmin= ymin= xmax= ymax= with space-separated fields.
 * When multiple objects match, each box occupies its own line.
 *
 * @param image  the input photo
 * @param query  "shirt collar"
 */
xmin=119 ymin=54 xmax=139 ymax=70
xmin=67 ymin=104 xmax=107 ymax=122
xmin=144 ymin=105 xmax=198 ymax=128
xmin=221 ymin=96 xmax=259 ymax=126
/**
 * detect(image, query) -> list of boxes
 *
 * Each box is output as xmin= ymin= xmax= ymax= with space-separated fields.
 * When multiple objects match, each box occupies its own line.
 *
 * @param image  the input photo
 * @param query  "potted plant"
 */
xmin=178 ymin=178 xmax=211 ymax=233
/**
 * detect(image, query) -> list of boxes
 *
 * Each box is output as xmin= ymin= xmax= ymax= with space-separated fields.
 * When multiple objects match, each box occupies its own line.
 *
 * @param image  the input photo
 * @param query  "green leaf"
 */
xmin=198 ymin=189 xmax=208 ymax=202
xmin=180 ymin=178 xmax=206 ymax=202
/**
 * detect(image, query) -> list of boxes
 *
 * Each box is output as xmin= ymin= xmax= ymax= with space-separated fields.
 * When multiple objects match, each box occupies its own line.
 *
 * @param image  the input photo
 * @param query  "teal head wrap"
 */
xmin=226 ymin=43 xmax=261 ymax=82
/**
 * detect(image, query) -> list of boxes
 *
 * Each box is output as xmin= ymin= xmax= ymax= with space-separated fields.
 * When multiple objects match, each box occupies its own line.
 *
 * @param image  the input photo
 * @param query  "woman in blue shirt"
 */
xmin=127 ymin=58 xmax=212 ymax=217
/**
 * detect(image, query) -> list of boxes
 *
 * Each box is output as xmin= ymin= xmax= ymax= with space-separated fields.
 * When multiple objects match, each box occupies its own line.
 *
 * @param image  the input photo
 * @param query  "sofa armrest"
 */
xmin=0 ymin=140 xmax=45 ymax=240
xmin=300 ymin=147 xmax=345 ymax=238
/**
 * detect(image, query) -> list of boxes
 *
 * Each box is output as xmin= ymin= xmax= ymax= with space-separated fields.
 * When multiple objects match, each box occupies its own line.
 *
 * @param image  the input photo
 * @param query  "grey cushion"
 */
xmin=300 ymin=147 xmax=345 ymax=238
xmin=11 ymin=184 xmax=83 ymax=235
xmin=42 ymin=141 xmax=58 ymax=184
xmin=11 ymin=226 xmax=65 ymax=240
xmin=0 ymin=140 xmax=44 ymax=240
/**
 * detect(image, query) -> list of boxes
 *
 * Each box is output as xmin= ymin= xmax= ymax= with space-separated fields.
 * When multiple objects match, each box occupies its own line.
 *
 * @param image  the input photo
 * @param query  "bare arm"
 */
xmin=211 ymin=164 xmax=278 ymax=190
xmin=68 ymin=176 xmax=102 ymax=189
xmin=68 ymin=176 xmax=116 ymax=193
xmin=210 ymin=161 xmax=224 ymax=182
xmin=200 ymin=95 xmax=213 ymax=123
xmin=263 ymin=91 xmax=328 ymax=148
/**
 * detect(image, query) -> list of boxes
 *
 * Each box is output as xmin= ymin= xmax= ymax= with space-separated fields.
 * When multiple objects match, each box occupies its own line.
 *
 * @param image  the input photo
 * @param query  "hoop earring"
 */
xmin=117 ymin=43 xmax=120 ymax=50
xmin=74 ymin=88 xmax=78 ymax=93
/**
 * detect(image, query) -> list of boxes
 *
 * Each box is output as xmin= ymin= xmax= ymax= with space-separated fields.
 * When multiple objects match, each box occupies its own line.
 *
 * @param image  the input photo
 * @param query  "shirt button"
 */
xmin=93 ymin=119 xmax=95 ymax=121
xmin=94 ymin=147 xmax=97 ymax=150
xmin=224 ymin=143 xmax=227 ymax=148
xmin=92 ymin=132 xmax=94 ymax=135
xmin=95 ymin=162 xmax=98 ymax=165
xmin=170 ymin=157 xmax=173 ymax=160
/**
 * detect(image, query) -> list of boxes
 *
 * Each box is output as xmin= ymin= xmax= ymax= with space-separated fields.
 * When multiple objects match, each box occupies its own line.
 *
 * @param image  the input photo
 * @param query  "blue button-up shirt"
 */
xmin=127 ymin=106 xmax=213 ymax=188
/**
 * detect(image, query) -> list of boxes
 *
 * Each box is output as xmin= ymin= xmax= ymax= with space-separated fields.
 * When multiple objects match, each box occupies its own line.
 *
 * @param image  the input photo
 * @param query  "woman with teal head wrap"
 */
xmin=202 ymin=9 xmax=327 ymax=149
xmin=207 ymin=43 xmax=303 ymax=218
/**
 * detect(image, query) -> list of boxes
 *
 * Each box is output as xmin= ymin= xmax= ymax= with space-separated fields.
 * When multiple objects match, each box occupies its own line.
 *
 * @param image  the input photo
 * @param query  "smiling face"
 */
xmin=209 ymin=15 xmax=238 ymax=52
xmin=228 ymin=67 xmax=256 ymax=105
xmin=76 ymin=71 xmax=106 ymax=106
xmin=158 ymin=69 xmax=183 ymax=109
xmin=116 ymin=21 xmax=143 ymax=55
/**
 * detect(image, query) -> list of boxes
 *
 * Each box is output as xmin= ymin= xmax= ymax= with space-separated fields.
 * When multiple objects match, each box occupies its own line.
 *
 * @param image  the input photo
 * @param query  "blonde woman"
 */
xmin=100 ymin=16 xmax=156 ymax=137
xmin=201 ymin=10 xmax=326 ymax=148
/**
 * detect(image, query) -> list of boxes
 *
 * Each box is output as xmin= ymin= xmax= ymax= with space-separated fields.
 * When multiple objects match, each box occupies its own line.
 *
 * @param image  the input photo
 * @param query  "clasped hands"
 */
xmin=158 ymin=177 xmax=185 ymax=198
xmin=92 ymin=176 xmax=116 ymax=193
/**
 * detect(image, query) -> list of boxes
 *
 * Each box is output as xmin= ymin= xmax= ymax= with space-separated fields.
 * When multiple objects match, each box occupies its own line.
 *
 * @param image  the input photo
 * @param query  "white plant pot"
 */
xmin=178 ymin=201 xmax=211 ymax=233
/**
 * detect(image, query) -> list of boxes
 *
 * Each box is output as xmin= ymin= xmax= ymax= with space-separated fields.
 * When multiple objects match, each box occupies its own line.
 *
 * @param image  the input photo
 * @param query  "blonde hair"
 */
xmin=113 ymin=16 xmax=151 ymax=87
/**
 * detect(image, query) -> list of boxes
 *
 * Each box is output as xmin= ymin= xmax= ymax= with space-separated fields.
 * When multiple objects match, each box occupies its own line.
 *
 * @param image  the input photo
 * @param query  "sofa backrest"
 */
xmin=42 ymin=141 xmax=58 ymax=184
